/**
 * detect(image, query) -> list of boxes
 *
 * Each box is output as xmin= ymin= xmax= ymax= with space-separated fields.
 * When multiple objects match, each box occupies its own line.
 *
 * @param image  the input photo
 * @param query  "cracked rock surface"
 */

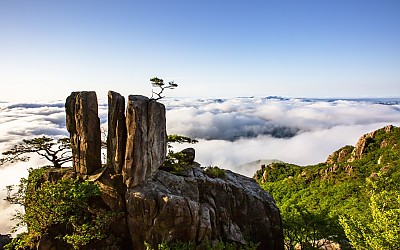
xmin=125 ymin=163 xmax=284 ymax=250
xmin=61 ymin=91 xmax=283 ymax=249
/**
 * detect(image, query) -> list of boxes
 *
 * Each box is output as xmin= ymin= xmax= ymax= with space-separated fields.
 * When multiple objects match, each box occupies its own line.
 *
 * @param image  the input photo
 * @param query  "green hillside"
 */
xmin=255 ymin=125 xmax=400 ymax=249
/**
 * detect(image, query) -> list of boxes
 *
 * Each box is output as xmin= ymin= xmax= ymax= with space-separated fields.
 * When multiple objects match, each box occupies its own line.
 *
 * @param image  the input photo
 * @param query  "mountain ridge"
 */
xmin=254 ymin=124 xmax=400 ymax=248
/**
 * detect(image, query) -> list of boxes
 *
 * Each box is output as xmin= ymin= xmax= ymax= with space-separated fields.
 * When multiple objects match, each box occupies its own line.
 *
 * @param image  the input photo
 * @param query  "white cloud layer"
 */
xmin=164 ymin=97 xmax=400 ymax=175
xmin=1 ymin=97 xmax=400 ymax=233
xmin=165 ymin=97 xmax=400 ymax=140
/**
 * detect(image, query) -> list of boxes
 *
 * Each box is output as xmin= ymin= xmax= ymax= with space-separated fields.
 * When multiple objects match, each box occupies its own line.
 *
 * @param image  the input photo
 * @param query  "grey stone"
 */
xmin=123 ymin=95 xmax=150 ymax=187
xmin=125 ymin=166 xmax=284 ymax=249
xmin=180 ymin=148 xmax=195 ymax=164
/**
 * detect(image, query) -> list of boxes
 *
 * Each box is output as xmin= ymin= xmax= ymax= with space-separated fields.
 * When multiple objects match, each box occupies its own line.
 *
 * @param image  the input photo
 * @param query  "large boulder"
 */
xmin=126 ymin=165 xmax=284 ymax=250
xmin=180 ymin=148 xmax=196 ymax=164
xmin=65 ymin=91 xmax=101 ymax=175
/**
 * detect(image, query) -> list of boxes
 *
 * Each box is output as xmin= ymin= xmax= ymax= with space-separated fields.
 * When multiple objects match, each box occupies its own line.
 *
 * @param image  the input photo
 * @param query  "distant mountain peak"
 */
xmin=255 ymin=124 xmax=400 ymax=184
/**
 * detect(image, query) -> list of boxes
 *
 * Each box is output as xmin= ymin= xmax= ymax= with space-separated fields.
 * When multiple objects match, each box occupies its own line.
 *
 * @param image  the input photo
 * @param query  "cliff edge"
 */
xmin=20 ymin=91 xmax=284 ymax=250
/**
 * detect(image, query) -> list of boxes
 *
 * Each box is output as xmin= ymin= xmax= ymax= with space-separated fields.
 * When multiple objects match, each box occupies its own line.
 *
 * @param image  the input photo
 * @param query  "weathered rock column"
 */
xmin=147 ymin=100 xmax=167 ymax=175
xmin=123 ymin=95 xmax=167 ymax=188
xmin=107 ymin=91 xmax=127 ymax=174
xmin=65 ymin=91 xmax=101 ymax=175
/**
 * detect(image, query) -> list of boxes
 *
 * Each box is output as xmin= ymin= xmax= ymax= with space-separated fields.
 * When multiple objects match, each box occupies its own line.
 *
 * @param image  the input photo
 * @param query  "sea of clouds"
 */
xmin=165 ymin=97 xmax=400 ymax=171
xmin=1 ymin=96 xmax=400 ymax=233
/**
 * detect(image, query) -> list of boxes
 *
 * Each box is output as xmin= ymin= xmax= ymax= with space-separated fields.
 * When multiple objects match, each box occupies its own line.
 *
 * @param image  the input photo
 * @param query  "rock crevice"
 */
xmin=62 ymin=90 xmax=283 ymax=249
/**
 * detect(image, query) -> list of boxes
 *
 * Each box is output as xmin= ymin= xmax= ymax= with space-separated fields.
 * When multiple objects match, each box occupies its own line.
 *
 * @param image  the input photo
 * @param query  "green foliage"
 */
xmin=164 ymin=134 xmax=198 ymax=175
xmin=282 ymin=206 xmax=344 ymax=249
xmin=167 ymin=134 xmax=198 ymax=146
xmin=7 ymin=167 xmax=118 ymax=249
xmin=150 ymin=77 xmax=178 ymax=100
xmin=259 ymin=163 xmax=364 ymax=248
xmin=0 ymin=136 xmax=72 ymax=168
xmin=145 ymin=240 xmax=259 ymax=250
xmin=339 ymin=173 xmax=400 ymax=250
xmin=257 ymin=126 xmax=400 ymax=249
xmin=254 ymin=162 xmax=302 ymax=182
xmin=164 ymin=151 xmax=190 ymax=175
xmin=203 ymin=166 xmax=226 ymax=179
xmin=156 ymin=241 xmax=195 ymax=250
xmin=4 ymin=233 xmax=28 ymax=250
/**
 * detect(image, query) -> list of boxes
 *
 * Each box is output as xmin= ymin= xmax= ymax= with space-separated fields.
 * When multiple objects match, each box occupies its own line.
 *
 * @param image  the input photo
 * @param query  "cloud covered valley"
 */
xmin=165 ymin=97 xmax=400 ymax=171
xmin=1 ymin=96 xmax=400 ymax=233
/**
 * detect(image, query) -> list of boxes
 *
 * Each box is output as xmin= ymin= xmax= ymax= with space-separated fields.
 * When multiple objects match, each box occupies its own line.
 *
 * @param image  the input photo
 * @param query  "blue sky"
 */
xmin=1 ymin=0 xmax=399 ymax=101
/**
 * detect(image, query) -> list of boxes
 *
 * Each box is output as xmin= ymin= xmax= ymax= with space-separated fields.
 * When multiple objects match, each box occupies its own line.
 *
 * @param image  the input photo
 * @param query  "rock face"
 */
xmin=348 ymin=131 xmax=376 ymax=162
xmin=59 ymin=90 xmax=283 ymax=249
xmin=326 ymin=145 xmax=354 ymax=165
xmin=147 ymin=100 xmax=167 ymax=174
xmin=107 ymin=91 xmax=127 ymax=174
xmin=126 ymin=164 xmax=284 ymax=250
xmin=348 ymin=125 xmax=394 ymax=162
xmin=123 ymin=95 xmax=167 ymax=188
xmin=65 ymin=91 xmax=101 ymax=175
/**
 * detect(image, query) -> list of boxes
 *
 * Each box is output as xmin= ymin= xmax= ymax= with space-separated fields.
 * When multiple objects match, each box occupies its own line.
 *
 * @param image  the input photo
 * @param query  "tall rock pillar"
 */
xmin=123 ymin=95 xmax=167 ymax=188
xmin=107 ymin=91 xmax=127 ymax=174
xmin=65 ymin=91 xmax=102 ymax=175
xmin=148 ymin=100 xmax=167 ymax=175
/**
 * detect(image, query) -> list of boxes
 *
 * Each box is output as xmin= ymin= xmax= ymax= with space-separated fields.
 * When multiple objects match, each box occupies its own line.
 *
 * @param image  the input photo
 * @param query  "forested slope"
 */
xmin=255 ymin=125 xmax=400 ymax=249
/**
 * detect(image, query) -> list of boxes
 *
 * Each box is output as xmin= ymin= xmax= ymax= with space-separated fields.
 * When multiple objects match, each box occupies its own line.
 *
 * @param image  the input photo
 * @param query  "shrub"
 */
xmin=203 ymin=166 xmax=226 ymax=179
xmin=145 ymin=240 xmax=259 ymax=250
xmin=7 ymin=167 xmax=118 ymax=249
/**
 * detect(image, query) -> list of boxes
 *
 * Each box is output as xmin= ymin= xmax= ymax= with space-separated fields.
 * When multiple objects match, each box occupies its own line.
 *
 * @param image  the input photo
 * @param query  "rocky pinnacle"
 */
xmin=65 ymin=91 xmax=101 ymax=175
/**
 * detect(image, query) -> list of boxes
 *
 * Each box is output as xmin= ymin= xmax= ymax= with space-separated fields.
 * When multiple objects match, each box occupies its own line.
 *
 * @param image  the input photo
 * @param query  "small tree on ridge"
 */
xmin=0 ymin=136 xmax=72 ymax=168
xmin=150 ymin=77 xmax=178 ymax=100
